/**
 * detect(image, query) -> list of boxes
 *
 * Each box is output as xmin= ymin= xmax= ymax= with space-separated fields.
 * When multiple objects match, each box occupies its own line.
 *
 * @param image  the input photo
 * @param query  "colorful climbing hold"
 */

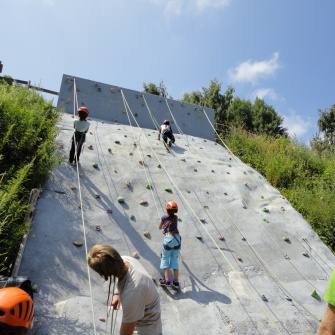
xmin=132 ymin=252 xmax=139 ymax=258
xmin=95 ymin=224 xmax=101 ymax=231
xmin=125 ymin=179 xmax=131 ymax=187
xmin=139 ymin=200 xmax=148 ymax=205
xmin=146 ymin=184 xmax=152 ymax=190
xmin=139 ymin=160 xmax=144 ymax=165
xmin=95 ymin=194 xmax=101 ymax=199
xmin=73 ymin=240 xmax=83 ymax=247
xmin=283 ymin=237 xmax=290 ymax=242
xmin=107 ymin=209 xmax=113 ymax=214
xmin=311 ymin=290 xmax=321 ymax=300
xmin=144 ymin=231 xmax=151 ymax=238
xmin=237 ymin=257 xmax=242 ymax=262
xmin=262 ymin=208 xmax=269 ymax=213
xmin=157 ymin=164 xmax=162 ymax=168
xmin=118 ymin=196 xmax=125 ymax=203
xmin=218 ymin=235 xmax=225 ymax=241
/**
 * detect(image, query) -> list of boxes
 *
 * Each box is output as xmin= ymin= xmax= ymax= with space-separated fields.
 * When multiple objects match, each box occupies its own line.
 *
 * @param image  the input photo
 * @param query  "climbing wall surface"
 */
xmin=20 ymin=96 xmax=335 ymax=333
xmin=57 ymin=74 xmax=215 ymax=141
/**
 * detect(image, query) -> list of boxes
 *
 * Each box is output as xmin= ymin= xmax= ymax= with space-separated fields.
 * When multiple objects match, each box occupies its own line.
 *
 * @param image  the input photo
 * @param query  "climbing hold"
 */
xmin=129 ymin=152 xmax=133 ymax=156
xmin=99 ymin=317 xmax=106 ymax=322
xmin=118 ymin=196 xmax=125 ymax=203
xmin=229 ymin=157 xmax=232 ymax=161
xmin=95 ymin=194 xmax=101 ymax=199
xmin=186 ymin=190 xmax=191 ymax=193
xmin=197 ymin=160 xmax=201 ymax=163
xmin=132 ymin=252 xmax=139 ymax=258
xmin=146 ymin=184 xmax=152 ymax=190
xmin=194 ymin=169 xmax=197 ymax=172
xmin=181 ymin=158 xmax=186 ymax=162
xmin=302 ymin=252 xmax=310 ymax=258
xmin=125 ymin=179 xmax=131 ymax=187
xmin=144 ymin=231 xmax=151 ymax=238
xmin=284 ymin=254 xmax=290 ymax=260
xmin=150 ymin=276 xmax=156 ymax=283
xmin=79 ymin=174 xmax=84 ymax=178
xmin=78 ymin=204 xmax=81 ymax=209
xmin=95 ymin=224 xmax=101 ymax=231
xmin=157 ymin=164 xmax=162 ymax=168
xmin=283 ymin=237 xmax=290 ymax=242
xmin=280 ymin=206 xmax=285 ymax=211
xmin=260 ymin=195 xmax=264 ymax=199
xmin=73 ymin=240 xmax=83 ymax=247
xmin=108 ymin=148 xmax=112 ymax=153
xmin=261 ymin=295 xmax=268 ymax=302
xmin=88 ymin=145 xmax=93 ymax=150
xmin=139 ymin=200 xmax=148 ymax=205
xmin=107 ymin=209 xmax=113 ymax=214
xmin=178 ymin=218 xmax=182 ymax=222
xmin=115 ymin=141 xmax=121 ymax=144
xmin=301 ymin=236 xmax=308 ymax=242
xmin=311 ymin=290 xmax=321 ymax=300
xmin=203 ymin=205 xmax=209 ymax=209
xmin=195 ymin=235 xmax=202 ymax=240
xmin=165 ymin=188 xmax=172 ymax=193
xmin=211 ymin=170 xmax=215 ymax=173
xmin=228 ymin=164 xmax=231 ymax=167
xmin=114 ymin=169 xmax=117 ymax=173
xmin=262 ymin=208 xmax=269 ymax=213
xmin=71 ymin=186 xmax=77 ymax=190
xmin=93 ymin=164 xmax=99 ymax=169
xmin=139 ymin=160 xmax=144 ymax=165
xmin=146 ymin=154 xmax=151 ymax=158
xmin=224 ymin=192 xmax=228 ymax=195
xmin=237 ymin=257 xmax=242 ymax=262
xmin=206 ymin=191 xmax=209 ymax=194
xmin=199 ymin=218 xmax=206 ymax=223
xmin=124 ymin=134 xmax=127 ymax=137
xmin=243 ymin=171 xmax=247 ymax=174
xmin=130 ymin=214 xmax=135 ymax=221
xmin=285 ymin=296 xmax=292 ymax=302
xmin=133 ymin=141 xmax=137 ymax=146
xmin=218 ymin=235 xmax=225 ymax=241
xmin=242 ymin=237 xmax=246 ymax=241
xmin=226 ymin=172 xmax=230 ymax=174
xmin=263 ymin=219 xmax=269 ymax=223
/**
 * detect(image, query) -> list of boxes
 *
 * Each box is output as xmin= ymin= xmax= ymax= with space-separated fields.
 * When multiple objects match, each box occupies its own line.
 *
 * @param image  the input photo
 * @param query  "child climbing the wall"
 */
xmin=69 ymin=107 xmax=90 ymax=164
xmin=158 ymin=119 xmax=175 ymax=147
xmin=159 ymin=201 xmax=181 ymax=289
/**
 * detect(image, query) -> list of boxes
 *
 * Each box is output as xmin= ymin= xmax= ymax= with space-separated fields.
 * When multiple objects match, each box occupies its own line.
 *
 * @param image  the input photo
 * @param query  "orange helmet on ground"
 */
xmin=163 ymin=120 xmax=170 ymax=125
xmin=0 ymin=287 xmax=34 ymax=330
xmin=78 ymin=106 xmax=89 ymax=117
xmin=166 ymin=201 xmax=178 ymax=213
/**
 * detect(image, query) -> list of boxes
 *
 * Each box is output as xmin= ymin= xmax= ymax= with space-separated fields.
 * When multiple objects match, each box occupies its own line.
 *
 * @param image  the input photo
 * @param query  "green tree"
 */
xmin=317 ymin=104 xmax=335 ymax=145
xmin=251 ymin=98 xmax=287 ymax=136
xmin=143 ymin=81 xmax=168 ymax=97
xmin=226 ymin=97 xmax=253 ymax=130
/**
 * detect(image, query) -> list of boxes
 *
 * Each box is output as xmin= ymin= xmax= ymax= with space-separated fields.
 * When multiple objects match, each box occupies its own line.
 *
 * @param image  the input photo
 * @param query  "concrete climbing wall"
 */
xmin=57 ymin=74 xmax=215 ymax=141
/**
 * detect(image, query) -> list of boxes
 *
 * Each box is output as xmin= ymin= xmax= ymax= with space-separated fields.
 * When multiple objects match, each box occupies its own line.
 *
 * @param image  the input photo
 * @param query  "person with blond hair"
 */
xmin=87 ymin=245 xmax=162 ymax=335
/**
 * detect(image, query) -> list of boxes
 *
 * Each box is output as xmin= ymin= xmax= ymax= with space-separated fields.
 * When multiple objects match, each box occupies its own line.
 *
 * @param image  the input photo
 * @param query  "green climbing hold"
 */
xmin=157 ymin=164 xmax=162 ymax=168
xmin=311 ymin=290 xmax=321 ymax=300
xmin=263 ymin=218 xmax=269 ymax=223
xmin=303 ymin=252 xmax=310 ymax=258
xmin=283 ymin=237 xmax=290 ymax=242
xmin=260 ymin=195 xmax=264 ymax=199
xmin=262 ymin=208 xmax=269 ymax=213
xmin=146 ymin=184 xmax=152 ymax=190
xmin=146 ymin=154 xmax=151 ymax=157
xmin=178 ymin=218 xmax=182 ymax=222
xmin=165 ymin=188 xmax=172 ymax=193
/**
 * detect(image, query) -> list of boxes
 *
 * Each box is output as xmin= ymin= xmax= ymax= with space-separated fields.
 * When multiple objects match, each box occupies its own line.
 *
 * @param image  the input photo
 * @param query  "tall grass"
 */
xmin=0 ymin=81 xmax=60 ymax=274
xmin=224 ymin=127 xmax=335 ymax=251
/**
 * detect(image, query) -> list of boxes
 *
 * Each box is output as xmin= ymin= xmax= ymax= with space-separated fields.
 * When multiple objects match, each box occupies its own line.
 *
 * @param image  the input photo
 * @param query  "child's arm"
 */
xmin=159 ymin=219 xmax=163 ymax=230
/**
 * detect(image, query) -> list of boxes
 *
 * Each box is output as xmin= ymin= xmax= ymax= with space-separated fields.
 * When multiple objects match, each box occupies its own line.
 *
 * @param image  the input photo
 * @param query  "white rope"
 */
xmin=72 ymin=80 xmax=97 ymax=335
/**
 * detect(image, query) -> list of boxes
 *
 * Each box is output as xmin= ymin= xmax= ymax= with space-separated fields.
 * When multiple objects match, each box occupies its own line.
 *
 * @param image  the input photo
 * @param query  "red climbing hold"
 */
xmin=95 ymin=224 xmax=101 ymax=231
xmin=95 ymin=194 xmax=101 ymax=199
xmin=237 ymin=256 xmax=242 ymax=262
xmin=218 ymin=235 xmax=225 ymax=241
xmin=107 ymin=209 xmax=113 ymax=214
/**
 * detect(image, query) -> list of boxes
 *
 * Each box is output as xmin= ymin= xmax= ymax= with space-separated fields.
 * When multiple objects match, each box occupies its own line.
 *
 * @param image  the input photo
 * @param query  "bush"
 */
xmin=0 ymin=80 xmax=60 ymax=274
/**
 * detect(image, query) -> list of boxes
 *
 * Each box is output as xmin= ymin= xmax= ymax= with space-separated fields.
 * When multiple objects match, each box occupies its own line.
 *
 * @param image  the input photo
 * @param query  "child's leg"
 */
xmin=69 ymin=136 xmax=76 ymax=163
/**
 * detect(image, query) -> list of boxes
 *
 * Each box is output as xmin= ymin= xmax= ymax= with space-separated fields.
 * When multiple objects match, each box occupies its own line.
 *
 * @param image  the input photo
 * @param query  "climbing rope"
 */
xmin=71 ymin=80 xmax=97 ymax=335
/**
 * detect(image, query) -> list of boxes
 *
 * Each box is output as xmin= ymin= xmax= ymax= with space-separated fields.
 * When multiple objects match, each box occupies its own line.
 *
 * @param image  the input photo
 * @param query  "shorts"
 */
xmin=160 ymin=235 xmax=181 ymax=270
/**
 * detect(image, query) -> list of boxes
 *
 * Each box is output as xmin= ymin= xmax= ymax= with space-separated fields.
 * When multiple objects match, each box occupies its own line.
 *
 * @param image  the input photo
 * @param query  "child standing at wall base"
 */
xmin=69 ymin=107 xmax=90 ymax=164
xmin=159 ymin=201 xmax=181 ymax=289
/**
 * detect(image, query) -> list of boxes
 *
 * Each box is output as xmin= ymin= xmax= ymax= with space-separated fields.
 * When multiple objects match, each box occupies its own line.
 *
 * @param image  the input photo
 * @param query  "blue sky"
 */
xmin=2 ymin=0 xmax=335 ymax=143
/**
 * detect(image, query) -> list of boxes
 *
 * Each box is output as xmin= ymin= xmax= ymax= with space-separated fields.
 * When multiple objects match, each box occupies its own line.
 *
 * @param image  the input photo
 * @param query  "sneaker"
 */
xmin=168 ymin=141 xmax=172 ymax=147
xmin=172 ymin=280 xmax=180 ymax=289
xmin=159 ymin=278 xmax=170 ymax=287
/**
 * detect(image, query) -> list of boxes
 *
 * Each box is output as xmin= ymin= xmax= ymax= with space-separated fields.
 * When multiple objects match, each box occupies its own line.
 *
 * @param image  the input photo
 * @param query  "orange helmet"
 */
xmin=0 ymin=287 xmax=34 ymax=330
xmin=166 ymin=201 xmax=178 ymax=213
xmin=163 ymin=120 xmax=170 ymax=125
xmin=78 ymin=106 xmax=89 ymax=117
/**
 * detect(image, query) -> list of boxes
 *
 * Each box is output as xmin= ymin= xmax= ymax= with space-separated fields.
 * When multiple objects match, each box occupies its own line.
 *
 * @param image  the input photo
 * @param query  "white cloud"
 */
xmin=282 ymin=110 xmax=314 ymax=138
xmin=228 ymin=52 xmax=281 ymax=85
xmin=250 ymin=88 xmax=278 ymax=101
xmin=149 ymin=0 xmax=230 ymax=16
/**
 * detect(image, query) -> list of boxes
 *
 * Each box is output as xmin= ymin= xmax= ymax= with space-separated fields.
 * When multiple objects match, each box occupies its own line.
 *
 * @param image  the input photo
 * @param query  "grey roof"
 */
xmin=19 ymin=113 xmax=334 ymax=335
